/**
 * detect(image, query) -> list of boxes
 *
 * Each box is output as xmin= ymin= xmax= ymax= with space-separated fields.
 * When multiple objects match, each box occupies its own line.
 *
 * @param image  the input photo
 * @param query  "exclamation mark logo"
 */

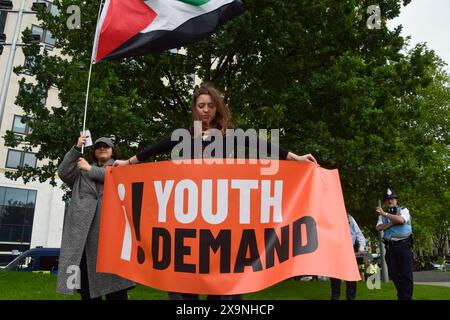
xmin=132 ymin=182 xmax=146 ymax=264
xmin=118 ymin=184 xmax=132 ymax=261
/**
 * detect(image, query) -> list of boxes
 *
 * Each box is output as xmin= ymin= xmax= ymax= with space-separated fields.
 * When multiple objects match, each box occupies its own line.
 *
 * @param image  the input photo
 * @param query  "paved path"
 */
xmin=415 ymin=282 xmax=450 ymax=288
xmin=413 ymin=271 xmax=450 ymax=282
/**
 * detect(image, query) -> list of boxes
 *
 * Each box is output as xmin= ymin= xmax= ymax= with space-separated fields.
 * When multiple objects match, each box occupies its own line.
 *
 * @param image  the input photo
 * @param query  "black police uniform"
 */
xmin=378 ymin=189 xmax=414 ymax=300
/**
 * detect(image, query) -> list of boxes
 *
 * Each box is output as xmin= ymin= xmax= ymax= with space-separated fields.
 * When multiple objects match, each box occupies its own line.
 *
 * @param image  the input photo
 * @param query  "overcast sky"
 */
xmin=387 ymin=0 xmax=450 ymax=72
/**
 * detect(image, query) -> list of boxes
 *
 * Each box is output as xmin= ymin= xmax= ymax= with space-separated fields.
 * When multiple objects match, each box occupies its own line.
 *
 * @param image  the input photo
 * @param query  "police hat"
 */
xmin=93 ymin=137 xmax=114 ymax=148
xmin=383 ymin=188 xmax=398 ymax=201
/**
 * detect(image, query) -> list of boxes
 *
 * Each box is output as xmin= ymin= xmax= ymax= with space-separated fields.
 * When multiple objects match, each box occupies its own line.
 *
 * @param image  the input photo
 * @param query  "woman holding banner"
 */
xmin=57 ymin=136 xmax=135 ymax=300
xmin=113 ymin=83 xmax=318 ymax=299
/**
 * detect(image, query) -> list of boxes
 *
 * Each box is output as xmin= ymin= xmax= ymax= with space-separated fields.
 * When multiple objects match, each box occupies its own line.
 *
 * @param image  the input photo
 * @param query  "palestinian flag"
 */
xmin=92 ymin=0 xmax=244 ymax=63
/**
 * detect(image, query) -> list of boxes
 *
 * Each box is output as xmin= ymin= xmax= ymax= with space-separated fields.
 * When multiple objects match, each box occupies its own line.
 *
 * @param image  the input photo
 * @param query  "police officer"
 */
xmin=330 ymin=214 xmax=366 ymax=300
xmin=375 ymin=188 xmax=413 ymax=300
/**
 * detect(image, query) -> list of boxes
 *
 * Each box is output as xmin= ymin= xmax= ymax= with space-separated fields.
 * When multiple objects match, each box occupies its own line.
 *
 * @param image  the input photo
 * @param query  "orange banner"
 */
xmin=97 ymin=161 xmax=360 ymax=295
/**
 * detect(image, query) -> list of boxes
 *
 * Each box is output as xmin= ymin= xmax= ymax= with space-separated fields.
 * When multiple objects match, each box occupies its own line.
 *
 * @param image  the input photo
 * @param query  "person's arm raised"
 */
xmin=58 ymin=136 xmax=85 ymax=187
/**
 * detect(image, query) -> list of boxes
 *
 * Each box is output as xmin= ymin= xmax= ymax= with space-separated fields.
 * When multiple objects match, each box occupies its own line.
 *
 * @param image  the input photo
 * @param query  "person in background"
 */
xmin=330 ymin=213 xmax=366 ymax=300
xmin=366 ymin=259 xmax=379 ymax=280
xmin=375 ymin=188 xmax=413 ymax=300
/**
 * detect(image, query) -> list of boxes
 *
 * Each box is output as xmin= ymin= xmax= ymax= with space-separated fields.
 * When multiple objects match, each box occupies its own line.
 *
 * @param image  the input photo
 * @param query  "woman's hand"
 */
xmin=77 ymin=135 xmax=87 ymax=149
xmin=287 ymin=152 xmax=318 ymax=165
xmin=77 ymin=157 xmax=91 ymax=171
xmin=113 ymin=159 xmax=129 ymax=167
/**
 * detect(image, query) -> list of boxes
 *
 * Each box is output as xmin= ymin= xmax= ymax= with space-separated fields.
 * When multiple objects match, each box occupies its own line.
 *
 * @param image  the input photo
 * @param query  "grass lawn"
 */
xmin=0 ymin=272 xmax=449 ymax=300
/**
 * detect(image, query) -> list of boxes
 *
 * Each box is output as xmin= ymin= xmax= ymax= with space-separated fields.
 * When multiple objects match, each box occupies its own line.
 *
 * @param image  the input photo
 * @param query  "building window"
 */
xmin=12 ymin=115 xmax=32 ymax=135
xmin=23 ymin=56 xmax=36 ymax=75
xmin=23 ymin=152 xmax=37 ymax=167
xmin=31 ymin=24 xmax=56 ymax=47
xmin=0 ymin=11 xmax=7 ymax=34
xmin=5 ymin=150 xmax=21 ymax=168
xmin=28 ymin=2 xmax=58 ymax=48
xmin=37 ymin=0 xmax=60 ymax=16
xmin=6 ymin=150 xmax=37 ymax=169
xmin=31 ymin=24 xmax=44 ymax=42
xmin=0 ymin=187 xmax=37 ymax=246
xmin=20 ymin=83 xmax=47 ymax=105
xmin=50 ymin=4 xmax=60 ymax=17
xmin=44 ymin=29 xmax=55 ymax=46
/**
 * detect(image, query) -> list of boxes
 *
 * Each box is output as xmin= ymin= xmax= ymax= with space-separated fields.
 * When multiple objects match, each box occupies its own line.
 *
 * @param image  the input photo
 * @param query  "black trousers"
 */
xmin=330 ymin=278 xmax=356 ymax=300
xmin=385 ymin=238 xmax=414 ymax=300
xmin=78 ymin=250 xmax=129 ymax=301
xmin=330 ymin=251 xmax=359 ymax=300
xmin=168 ymin=292 xmax=243 ymax=300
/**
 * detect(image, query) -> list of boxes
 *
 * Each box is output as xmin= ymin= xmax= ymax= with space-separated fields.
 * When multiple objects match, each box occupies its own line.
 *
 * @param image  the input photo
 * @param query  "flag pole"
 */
xmin=81 ymin=0 xmax=104 ymax=154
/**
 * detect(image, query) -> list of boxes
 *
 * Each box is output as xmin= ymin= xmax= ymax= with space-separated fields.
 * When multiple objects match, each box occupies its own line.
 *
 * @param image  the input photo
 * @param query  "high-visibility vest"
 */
xmin=368 ymin=264 xmax=378 ymax=274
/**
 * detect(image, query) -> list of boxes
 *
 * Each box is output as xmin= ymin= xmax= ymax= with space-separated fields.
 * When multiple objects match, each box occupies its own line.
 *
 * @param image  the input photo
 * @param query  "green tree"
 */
xmin=4 ymin=0 xmax=449 ymax=247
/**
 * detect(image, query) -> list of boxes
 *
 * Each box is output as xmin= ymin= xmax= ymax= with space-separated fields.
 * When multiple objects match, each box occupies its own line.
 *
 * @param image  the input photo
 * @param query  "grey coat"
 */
xmin=56 ymin=146 xmax=134 ymax=298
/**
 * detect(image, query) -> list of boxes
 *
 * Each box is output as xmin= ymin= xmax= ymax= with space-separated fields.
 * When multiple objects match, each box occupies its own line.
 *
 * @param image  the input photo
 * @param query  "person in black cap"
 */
xmin=56 ymin=135 xmax=134 ymax=300
xmin=375 ymin=188 xmax=413 ymax=300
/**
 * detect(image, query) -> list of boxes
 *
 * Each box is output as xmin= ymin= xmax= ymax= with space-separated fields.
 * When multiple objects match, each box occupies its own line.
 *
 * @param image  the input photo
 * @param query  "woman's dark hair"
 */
xmin=191 ymin=83 xmax=234 ymax=134
xmin=90 ymin=144 xmax=118 ymax=164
